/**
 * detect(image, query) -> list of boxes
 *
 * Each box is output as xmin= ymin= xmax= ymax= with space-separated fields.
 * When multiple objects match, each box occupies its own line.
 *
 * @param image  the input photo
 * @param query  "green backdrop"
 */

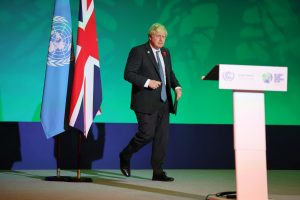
xmin=0 ymin=0 xmax=299 ymax=125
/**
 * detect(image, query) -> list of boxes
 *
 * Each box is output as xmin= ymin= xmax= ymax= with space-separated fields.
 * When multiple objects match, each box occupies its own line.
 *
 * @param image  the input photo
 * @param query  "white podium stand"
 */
xmin=203 ymin=64 xmax=288 ymax=200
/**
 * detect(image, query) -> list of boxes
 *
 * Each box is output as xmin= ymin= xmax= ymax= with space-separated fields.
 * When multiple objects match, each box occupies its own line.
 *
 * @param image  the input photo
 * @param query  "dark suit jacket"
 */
xmin=124 ymin=42 xmax=181 ymax=114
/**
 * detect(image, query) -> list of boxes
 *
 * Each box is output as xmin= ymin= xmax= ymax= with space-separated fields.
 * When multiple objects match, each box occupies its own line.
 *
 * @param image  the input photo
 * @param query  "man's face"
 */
xmin=149 ymin=30 xmax=166 ymax=49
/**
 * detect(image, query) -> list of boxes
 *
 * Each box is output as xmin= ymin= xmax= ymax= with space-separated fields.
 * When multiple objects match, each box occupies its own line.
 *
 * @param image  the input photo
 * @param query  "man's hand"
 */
xmin=175 ymin=88 xmax=182 ymax=100
xmin=148 ymin=80 xmax=162 ymax=89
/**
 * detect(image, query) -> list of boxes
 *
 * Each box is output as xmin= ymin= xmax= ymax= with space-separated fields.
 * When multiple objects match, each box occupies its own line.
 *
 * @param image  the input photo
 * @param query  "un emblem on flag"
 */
xmin=47 ymin=16 xmax=73 ymax=67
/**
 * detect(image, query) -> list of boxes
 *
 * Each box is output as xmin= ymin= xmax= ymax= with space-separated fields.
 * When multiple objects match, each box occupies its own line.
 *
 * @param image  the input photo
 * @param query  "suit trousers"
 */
xmin=121 ymin=101 xmax=170 ymax=173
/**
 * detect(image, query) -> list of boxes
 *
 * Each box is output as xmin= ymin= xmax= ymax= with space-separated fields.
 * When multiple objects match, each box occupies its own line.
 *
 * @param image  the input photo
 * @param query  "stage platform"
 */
xmin=1 ymin=170 xmax=299 ymax=200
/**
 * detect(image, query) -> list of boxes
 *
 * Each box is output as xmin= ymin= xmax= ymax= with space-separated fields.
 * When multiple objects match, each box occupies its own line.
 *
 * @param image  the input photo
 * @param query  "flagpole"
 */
xmin=44 ymin=130 xmax=92 ymax=182
xmin=45 ymin=134 xmax=68 ymax=182
xmin=77 ymin=132 xmax=81 ymax=180
xmin=66 ymin=130 xmax=92 ymax=182
xmin=56 ymin=135 xmax=61 ymax=177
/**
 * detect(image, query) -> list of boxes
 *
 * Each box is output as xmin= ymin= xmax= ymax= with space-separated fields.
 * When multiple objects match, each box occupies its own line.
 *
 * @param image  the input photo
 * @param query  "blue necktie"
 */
xmin=156 ymin=51 xmax=167 ymax=102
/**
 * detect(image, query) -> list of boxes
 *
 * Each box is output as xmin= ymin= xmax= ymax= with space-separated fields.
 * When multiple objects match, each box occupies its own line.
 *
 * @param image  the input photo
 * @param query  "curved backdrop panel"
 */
xmin=0 ymin=0 xmax=300 ymax=125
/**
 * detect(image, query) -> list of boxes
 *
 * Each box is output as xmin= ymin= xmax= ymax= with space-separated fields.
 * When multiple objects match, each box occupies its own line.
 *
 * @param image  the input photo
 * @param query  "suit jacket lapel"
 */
xmin=161 ymin=47 xmax=170 ymax=84
xmin=145 ymin=43 xmax=161 ymax=77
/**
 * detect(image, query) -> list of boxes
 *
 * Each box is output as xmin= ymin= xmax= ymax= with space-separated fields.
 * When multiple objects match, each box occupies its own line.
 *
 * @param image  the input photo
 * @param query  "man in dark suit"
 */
xmin=119 ymin=23 xmax=182 ymax=182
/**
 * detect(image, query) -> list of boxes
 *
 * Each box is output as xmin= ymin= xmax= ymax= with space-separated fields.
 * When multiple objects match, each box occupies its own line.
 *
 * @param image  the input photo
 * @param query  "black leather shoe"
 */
xmin=152 ymin=171 xmax=174 ymax=182
xmin=119 ymin=153 xmax=131 ymax=177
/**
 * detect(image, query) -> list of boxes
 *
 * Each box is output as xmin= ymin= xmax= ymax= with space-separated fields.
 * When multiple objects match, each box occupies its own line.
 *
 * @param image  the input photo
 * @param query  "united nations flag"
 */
xmin=41 ymin=0 xmax=73 ymax=139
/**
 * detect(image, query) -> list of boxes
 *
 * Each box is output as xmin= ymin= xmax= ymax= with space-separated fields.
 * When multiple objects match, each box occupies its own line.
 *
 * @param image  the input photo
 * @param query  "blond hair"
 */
xmin=148 ymin=23 xmax=168 ymax=37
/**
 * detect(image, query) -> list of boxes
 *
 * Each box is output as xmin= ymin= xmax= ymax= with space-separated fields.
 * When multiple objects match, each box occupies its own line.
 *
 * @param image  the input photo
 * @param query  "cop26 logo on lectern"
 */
xmin=262 ymin=73 xmax=272 ymax=83
xmin=262 ymin=72 xmax=285 ymax=84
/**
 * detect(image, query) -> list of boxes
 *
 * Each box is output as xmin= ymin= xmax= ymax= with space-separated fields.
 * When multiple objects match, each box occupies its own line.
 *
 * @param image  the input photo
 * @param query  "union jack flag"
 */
xmin=69 ymin=0 xmax=102 ymax=137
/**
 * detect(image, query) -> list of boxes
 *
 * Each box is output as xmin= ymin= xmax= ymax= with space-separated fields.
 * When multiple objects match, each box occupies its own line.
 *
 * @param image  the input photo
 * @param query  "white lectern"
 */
xmin=203 ymin=64 xmax=288 ymax=200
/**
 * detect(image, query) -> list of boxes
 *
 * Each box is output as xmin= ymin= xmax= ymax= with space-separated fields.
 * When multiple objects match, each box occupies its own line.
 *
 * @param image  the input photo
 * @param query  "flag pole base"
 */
xmin=44 ymin=176 xmax=71 ymax=182
xmin=44 ymin=176 xmax=93 ymax=182
xmin=65 ymin=177 xmax=93 ymax=182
